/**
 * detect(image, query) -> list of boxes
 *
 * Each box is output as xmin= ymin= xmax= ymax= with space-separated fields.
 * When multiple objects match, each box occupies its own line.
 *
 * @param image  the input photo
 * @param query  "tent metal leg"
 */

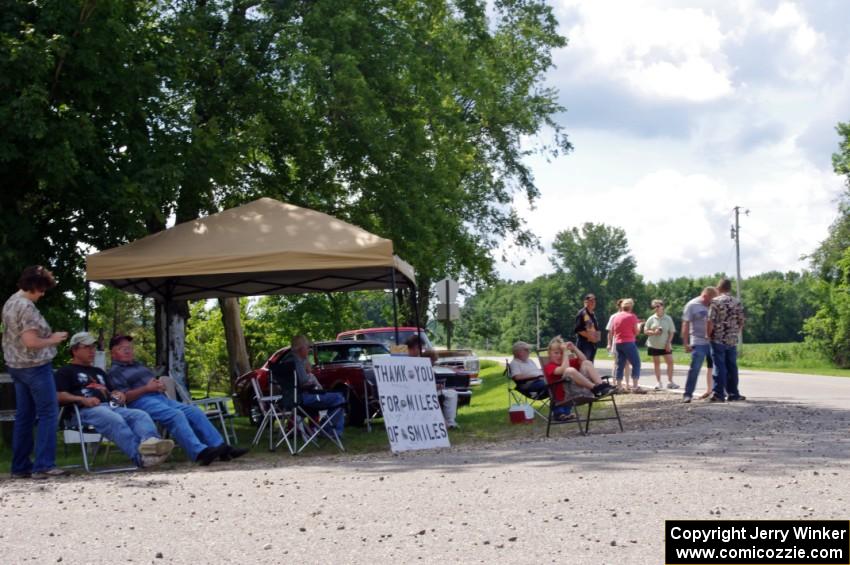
xmin=390 ymin=268 xmax=400 ymax=345
xmin=412 ymin=284 xmax=421 ymax=343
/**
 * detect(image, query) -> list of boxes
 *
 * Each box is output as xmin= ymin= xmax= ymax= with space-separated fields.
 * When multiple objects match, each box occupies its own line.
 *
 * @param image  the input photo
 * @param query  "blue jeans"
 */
xmin=615 ymin=342 xmax=641 ymax=381
xmin=128 ymin=393 xmax=223 ymax=461
xmin=78 ymin=405 xmax=160 ymax=466
xmin=711 ymin=343 xmax=739 ymax=400
xmin=684 ymin=344 xmax=711 ymax=397
xmin=515 ymin=378 xmax=548 ymax=399
xmin=9 ymin=363 xmax=58 ymax=474
xmin=301 ymin=392 xmax=346 ymax=436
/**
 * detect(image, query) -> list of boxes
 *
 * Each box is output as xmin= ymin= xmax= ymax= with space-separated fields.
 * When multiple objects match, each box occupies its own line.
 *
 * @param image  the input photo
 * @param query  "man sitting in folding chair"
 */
xmin=508 ymin=341 xmax=570 ymax=421
xmin=274 ymin=335 xmax=346 ymax=439
xmin=107 ymin=335 xmax=248 ymax=466
xmin=55 ymin=332 xmax=175 ymax=468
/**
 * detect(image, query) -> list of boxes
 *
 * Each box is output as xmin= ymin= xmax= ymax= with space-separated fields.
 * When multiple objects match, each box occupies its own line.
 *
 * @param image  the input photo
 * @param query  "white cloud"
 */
xmin=559 ymin=0 xmax=732 ymax=102
xmin=496 ymin=1 xmax=850 ymax=286
xmin=499 ymin=128 xmax=845 ymax=283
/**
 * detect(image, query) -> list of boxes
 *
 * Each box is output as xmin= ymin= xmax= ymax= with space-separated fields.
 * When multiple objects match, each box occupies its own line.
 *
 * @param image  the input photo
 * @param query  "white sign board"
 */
xmin=436 ymin=303 xmax=460 ymax=321
xmin=372 ymin=356 xmax=451 ymax=453
xmin=434 ymin=278 xmax=459 ymax=304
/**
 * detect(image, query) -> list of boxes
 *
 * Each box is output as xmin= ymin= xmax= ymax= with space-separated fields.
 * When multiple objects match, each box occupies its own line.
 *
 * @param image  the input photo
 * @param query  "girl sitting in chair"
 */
xmin=543 ymin=337 xmax=615 ymax=420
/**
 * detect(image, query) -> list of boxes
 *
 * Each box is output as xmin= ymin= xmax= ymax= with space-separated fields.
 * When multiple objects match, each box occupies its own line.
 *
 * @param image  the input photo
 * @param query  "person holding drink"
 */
xmin=2 ymin=265 xmax=68 ymax=479
xmin=644 ymin=299 xmax=678 ymax=390
xmin=54 ymin=332 xmax=175 ymax=468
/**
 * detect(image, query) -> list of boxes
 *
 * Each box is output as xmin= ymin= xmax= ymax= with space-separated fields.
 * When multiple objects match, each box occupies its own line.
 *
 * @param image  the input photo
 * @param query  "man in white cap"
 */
xmin=54 ymin=332 xmax=175 ymax=468
xmin=509 ymin=341 xmax=572 ymax=420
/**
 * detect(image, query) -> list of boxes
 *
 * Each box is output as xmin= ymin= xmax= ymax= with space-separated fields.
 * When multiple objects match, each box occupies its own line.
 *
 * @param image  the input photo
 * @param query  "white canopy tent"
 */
xmin=86 ymin=198 xmax=419 ymax=382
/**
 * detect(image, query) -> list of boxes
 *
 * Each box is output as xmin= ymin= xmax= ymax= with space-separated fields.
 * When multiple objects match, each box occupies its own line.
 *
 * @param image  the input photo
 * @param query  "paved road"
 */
xmin=490 ymin=356 xmax=850 ymax=410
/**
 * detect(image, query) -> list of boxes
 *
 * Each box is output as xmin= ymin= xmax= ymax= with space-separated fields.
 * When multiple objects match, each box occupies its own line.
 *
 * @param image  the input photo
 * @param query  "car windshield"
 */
xmin=315 ymin=343 xmax=390 ymax=364
xmin=356 ymin=330 xmax=433 ymax=349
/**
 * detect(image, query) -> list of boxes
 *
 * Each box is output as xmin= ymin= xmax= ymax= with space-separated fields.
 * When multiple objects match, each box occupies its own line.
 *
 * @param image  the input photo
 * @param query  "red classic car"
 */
xmin=234 ymin=340 xmax=472 ymax=427
xmin=336 ymin=327 xmax=481 ymax=384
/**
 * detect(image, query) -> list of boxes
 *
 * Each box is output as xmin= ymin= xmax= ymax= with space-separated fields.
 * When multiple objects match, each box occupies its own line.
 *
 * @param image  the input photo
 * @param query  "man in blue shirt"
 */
xmin=106 ymin=335 xmax=248 ymax=465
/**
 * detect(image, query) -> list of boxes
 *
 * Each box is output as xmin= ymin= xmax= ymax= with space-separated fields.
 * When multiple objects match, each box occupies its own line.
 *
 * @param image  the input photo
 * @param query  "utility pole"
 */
xmin=535 ymin=300 xmax=540 ymax=351
xmin=731 ymin=206 xmax=746 ymax=301
xmin=730 ymin=206 xmax=749 ymax=344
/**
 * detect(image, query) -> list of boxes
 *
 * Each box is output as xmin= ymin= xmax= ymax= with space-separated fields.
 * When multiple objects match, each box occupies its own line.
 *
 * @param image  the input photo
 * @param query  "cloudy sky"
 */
xmin=497 ymin=0 xmax=850 ymax=283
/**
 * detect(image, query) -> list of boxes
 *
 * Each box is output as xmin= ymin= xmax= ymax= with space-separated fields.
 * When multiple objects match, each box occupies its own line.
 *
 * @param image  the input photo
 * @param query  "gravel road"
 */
xmin=2 ymin=383 xmax=849 ymax=564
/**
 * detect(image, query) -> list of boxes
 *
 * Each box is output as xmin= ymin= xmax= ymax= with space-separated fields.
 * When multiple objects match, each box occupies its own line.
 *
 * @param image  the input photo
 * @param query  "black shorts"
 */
xmin=647 ymin=347 xmax=669 ymax=356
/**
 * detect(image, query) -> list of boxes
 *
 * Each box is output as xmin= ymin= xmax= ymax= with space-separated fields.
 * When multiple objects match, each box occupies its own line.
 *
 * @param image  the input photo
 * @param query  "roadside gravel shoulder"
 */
xmin=2 ymin=394 xmax=849 ymax=564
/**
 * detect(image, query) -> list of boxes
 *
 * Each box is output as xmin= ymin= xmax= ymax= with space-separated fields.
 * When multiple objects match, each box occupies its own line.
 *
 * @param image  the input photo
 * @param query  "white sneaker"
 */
xmin=141 ymin=453 xmax=170 ymax=468
xmin=654 ymin=382 xmax=664 ymax=390
xmin=139 ymin=438 xmax=175 ymax=456
xmin=667 ymin=382 xmax=680 ymax=389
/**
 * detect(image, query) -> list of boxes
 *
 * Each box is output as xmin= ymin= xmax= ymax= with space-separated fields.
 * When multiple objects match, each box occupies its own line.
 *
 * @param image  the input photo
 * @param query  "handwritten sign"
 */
xmin=372 ymin=356 xmax=451 ymax=453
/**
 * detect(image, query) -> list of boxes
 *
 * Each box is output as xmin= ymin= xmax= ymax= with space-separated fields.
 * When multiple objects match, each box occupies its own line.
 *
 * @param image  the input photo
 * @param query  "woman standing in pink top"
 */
xmin=609 ymin=298 xmax=644 ymax=393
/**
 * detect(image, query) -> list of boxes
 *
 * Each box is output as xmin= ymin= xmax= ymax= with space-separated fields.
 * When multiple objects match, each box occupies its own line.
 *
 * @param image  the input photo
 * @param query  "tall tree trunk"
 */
xmin=219 ymin=297 xmax=251 ymax=392
xmin=166 ymin=300 xmax=190 ymax=388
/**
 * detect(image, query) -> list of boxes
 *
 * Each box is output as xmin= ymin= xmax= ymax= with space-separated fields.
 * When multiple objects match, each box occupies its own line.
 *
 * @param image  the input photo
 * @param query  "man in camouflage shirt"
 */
xmin=709 ymin=278 xmax=746 ymax=401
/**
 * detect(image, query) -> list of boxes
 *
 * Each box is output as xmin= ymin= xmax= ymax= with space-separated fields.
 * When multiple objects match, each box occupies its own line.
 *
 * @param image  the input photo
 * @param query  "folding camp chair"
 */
xmin=538 ymin=350 xmax=624 ymax=437
xmin=505 ymin=359 xmax=550 ymax=421
xmin=250 ymin=376 xmax=294 ymax=452
xmin=268 ymin=359 xmax=345 ymax=455
xmin=59 ymin=404 xmax=137 ymax=473
xmin=165 ymin=377 xmax=238 ymax=446
xmin=363 ymin=370 xmax=383 ymax=432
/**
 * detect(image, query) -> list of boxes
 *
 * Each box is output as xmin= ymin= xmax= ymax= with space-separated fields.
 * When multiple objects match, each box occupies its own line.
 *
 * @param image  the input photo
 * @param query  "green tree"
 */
xmin=550 ymin=223 xmax=645 ymax=331
xmin=742 ymin=272 xmax=817 ymax=343
xmin=0 ymin=1 xmax=168 ymax=299
xmin=2 ymin=0 xmax=570 ymax=380
xmin=185 ymin=302 xmax=229 ymax=394
xmin=804 ymin=249 xmax=850 ymax=367
xmin=803 ymin=121 xmax=850 ymax=365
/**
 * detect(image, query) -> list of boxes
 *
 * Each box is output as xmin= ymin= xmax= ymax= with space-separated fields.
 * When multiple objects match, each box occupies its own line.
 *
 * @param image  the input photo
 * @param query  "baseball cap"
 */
xmin=108 ymin=334 xmax=133 ymax=349
xmin=69 ymin=332 xmax=97 ymax=348
xmin=512 ymin=340 xmax=532 ymax=353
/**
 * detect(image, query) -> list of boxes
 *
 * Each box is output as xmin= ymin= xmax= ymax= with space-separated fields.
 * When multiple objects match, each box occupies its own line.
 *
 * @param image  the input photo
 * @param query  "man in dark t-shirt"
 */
xmin=573 ymin=293 xmax=600 ymax=362
xmin=55 ymin=332 xmax=174 ymax=468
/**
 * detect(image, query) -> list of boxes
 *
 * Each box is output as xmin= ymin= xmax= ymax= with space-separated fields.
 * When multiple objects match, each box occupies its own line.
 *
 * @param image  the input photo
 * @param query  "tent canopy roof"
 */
xmin=86 ymin=198 xmax=416 ymax=301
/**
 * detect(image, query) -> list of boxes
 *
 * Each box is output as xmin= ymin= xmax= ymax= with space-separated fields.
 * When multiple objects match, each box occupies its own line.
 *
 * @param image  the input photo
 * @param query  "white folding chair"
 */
xmin=59 ymin=404 xmax=137 ymax=473
xmin=168 ymin=378 xmax=238 ymax=446
xmin=250 ymin=376 xmax=295 ymax=452
xmin=505 ymin=359 xmax=550 ymax=421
